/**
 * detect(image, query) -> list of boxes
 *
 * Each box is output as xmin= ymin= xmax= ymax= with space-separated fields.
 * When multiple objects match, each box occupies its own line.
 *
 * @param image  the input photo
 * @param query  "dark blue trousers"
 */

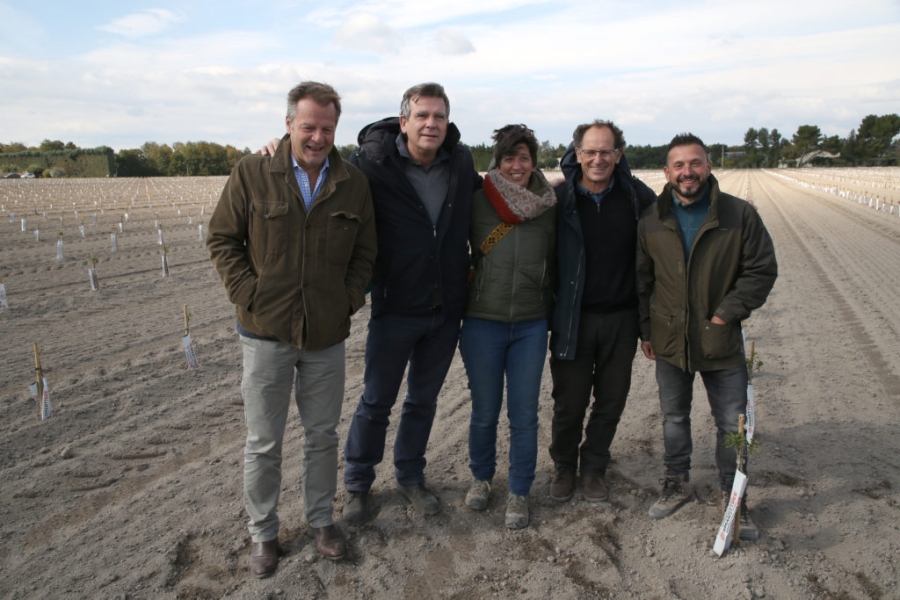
xmin=343 ymin=312 xmax=461 ymax=491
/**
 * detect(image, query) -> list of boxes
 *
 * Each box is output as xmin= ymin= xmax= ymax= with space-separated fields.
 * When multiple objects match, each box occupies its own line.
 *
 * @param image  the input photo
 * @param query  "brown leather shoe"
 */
xmin=582 ymin=473 xmax=610 ymax=503
xmin=550 ymin=468 xmax=575 ymax=502
xmin=250 ymin=539 xmax=280 ymax=579
xmin=308 ymin=524 xmax=346 ymax=560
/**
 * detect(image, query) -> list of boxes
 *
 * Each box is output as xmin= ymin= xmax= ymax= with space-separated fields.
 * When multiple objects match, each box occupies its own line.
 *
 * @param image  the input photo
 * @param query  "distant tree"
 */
xmin=822 ymin=135 xmax=842 ymax=155
xmin=225 ymin=145 xmax=248 ymax=171
xmin=39 ymin=139 xmax=66 ymax=152
xmin=464 ymin=142 xmax=493 ymax=172
xmin=626 ymin=144 xmax=669 ymax=169
xmin=856 ymin=113 xmax=900 ymax=163
xmin=743 ymin=128 xmax=759 ymax=152
xmin=141 ymin=142 xmax=172 ymax=175
xmin=537 ymin=140 xmax=561 ymax=169
xmin=338 ymin=144 xmax=359 ymax=160
xmin=768 ymin=129 xmax=784 ymax=166
xmin=1 ymin=142 xmax=28 ymax=153
xmin=26 ymin=163 xmax=44 ymax=176
xmin=792 ymin=125 xmax=822 ymax=159
xmin=757 ymin=128 xmax=770 ymax=151
xmin=116 ymin=149 xmax=155 ymax=177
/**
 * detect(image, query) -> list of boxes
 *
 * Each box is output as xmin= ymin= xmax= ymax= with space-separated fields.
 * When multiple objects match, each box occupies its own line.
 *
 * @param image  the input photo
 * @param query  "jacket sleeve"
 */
xmin=206 ymin=161 xmax=258 ymax=311
xmin=713 ymin=205 xmax=778 ymax=323
xmin=345 ymin=183 xmax=377 ymax=315
xmin=635 ymin=216 xmax=655 ymax=342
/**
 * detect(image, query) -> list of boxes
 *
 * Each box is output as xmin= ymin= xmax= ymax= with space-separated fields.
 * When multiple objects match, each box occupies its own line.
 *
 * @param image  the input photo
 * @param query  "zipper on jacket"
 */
xmin=508 ymin=226 xmax=520 ymax=321
xmin=561 ymin=246 xmax=583 ymax=358
xmin=682 ymin=205 xmax=717 ymax=369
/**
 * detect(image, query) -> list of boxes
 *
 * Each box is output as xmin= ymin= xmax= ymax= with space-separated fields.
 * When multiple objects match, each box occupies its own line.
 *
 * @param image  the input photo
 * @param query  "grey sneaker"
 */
xmin=505 ymin=493 xmax=529 ymax=529
xmin=343 ymin=491 xmax=370 ymax=525
xmin=465 ymin=479 xmax=491 ymax=511
xmin=397 ymin=483 xmax=440 ymax=516
xmin=648 ymin=472 xmax=693 ymax=519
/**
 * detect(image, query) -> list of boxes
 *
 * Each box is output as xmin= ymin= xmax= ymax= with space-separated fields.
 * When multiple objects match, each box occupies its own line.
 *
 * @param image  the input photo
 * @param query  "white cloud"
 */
xmin=97 ymin=9 xmax=184 ymax=39
xmin=437 ymin=28 xmax=475 ymax=55
xmin=333 ymin=13 xmax=401 ymax=54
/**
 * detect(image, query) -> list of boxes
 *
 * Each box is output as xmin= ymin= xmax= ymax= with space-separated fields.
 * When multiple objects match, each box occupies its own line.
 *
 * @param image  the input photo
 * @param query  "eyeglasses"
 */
xmin=577 ymin=148 xmax=619 ymax=160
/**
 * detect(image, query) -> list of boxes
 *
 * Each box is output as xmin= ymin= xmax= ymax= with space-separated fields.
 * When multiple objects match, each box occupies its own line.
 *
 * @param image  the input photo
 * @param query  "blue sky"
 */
xmin=1 ymin=0 xmax=898 ymax=152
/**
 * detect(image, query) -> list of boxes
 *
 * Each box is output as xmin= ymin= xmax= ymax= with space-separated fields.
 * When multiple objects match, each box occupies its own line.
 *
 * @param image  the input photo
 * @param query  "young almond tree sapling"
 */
xmin=30 ymin=342 xmax=52 ymax=420
xmin=181 ymin=304 xmax=199 ymax=369
xmin=0 ymin=274 xmax=9 ymax=310
xmin=88 ymin=255 xmax=100 ymax=291
xmin=161 ymin=245 xmax=170 ymax=277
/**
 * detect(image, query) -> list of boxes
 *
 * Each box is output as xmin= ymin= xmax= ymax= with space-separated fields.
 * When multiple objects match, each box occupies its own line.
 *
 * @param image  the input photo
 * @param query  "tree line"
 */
xmin=2 ymin=113 xmax=897 ymax=177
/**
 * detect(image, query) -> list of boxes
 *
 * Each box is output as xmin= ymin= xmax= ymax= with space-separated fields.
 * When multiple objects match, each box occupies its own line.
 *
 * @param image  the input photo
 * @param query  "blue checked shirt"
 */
xmin=292 ymin=154 xmax=330 ymax=212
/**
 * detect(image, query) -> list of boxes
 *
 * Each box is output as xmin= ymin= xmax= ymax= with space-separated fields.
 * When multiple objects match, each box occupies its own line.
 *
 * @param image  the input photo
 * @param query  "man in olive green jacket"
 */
xmin=208 ymin=82 xmax=376 ymax=578
xmin=636 ymin=133 xmax=776 ymax=530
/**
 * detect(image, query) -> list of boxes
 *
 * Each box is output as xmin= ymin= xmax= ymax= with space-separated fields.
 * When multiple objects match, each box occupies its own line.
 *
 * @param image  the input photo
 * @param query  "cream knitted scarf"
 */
xmin=483 ymin=169 xmax=557 ymax=224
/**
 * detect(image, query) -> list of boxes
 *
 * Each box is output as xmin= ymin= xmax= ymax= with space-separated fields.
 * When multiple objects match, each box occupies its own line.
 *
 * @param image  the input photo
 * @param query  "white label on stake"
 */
xmin=713 ymin=470 xmax=748 ymax=556
xmin=89 ymin=267 xmax=100 ymax=291
xmin=29 ymin=378 xmax=52 ymax=419
xmin=0 ymin=283 xmax=8 ymax=309
xmin=56 ymin=240 xmax=63 ymax=260
xmin=110 ymin=233 xmax=117 ymax=253
xmin=157 ymin=229 xmax=164 ymax=245
xmin=161 ymin=256 xmax=169 ymax=277
xmin=746 ymin=384 xmax=755 ymax=442
xmin=79 ymin=225 xmax=85 ymax=237
xmin=182 ymin=334 xmax=199 ymax=369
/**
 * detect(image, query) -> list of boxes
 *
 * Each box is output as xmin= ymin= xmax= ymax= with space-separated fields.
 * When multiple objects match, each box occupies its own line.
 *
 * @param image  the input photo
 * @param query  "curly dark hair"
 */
xmin=492 ymin=124 xmax=538 ymax=166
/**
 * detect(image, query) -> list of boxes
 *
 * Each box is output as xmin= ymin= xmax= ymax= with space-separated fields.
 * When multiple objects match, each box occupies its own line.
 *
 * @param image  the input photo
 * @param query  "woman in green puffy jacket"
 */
xmin=460 ymin=124 xmax=557 ymax=529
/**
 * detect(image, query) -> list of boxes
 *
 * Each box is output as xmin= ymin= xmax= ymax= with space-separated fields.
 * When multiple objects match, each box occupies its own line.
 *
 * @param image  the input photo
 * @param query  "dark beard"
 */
xmin=675 ymin=179 xmax=707 ymax=200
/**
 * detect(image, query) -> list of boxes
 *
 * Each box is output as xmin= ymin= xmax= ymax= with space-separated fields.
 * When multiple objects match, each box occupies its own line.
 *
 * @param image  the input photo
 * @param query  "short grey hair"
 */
xmin=400 ymin=82 xmax=449 ymax=119
xmin=572 ymin=120 xmax=626 ymax=152
xmin=287 ymin=81 xmax=342 ymax=123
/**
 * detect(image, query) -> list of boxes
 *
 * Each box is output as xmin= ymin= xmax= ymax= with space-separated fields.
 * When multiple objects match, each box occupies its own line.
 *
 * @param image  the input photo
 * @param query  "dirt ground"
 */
xmin=1 ymin=169 xmax=899 ymax=599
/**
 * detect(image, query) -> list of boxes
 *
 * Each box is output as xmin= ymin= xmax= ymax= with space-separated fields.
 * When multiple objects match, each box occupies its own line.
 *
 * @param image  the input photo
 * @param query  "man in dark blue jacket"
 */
xmin=549 ymin=120 xmax=656 ymax=504
xmin=342 ymin=83 xmax=478 ymax=523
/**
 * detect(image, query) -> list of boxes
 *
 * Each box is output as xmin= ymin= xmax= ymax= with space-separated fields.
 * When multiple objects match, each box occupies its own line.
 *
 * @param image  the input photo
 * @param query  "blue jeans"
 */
xmin=344 ymin=312 xmax=461 ymax=491
xmin=459 ymin=317 xmax=547 ymax=497
xmin=655 ymin=359 xmax=748 ymax=489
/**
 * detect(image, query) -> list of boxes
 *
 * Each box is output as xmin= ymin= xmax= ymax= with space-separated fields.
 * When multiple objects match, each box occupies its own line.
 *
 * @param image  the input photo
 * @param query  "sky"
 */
xmin=1 ymin=0 xmax=898 ymax=152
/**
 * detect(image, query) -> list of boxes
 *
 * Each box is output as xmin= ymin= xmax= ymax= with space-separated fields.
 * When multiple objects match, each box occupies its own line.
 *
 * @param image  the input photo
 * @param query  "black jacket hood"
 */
xmin=357 ymin=117 xmax=463 ymax=163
